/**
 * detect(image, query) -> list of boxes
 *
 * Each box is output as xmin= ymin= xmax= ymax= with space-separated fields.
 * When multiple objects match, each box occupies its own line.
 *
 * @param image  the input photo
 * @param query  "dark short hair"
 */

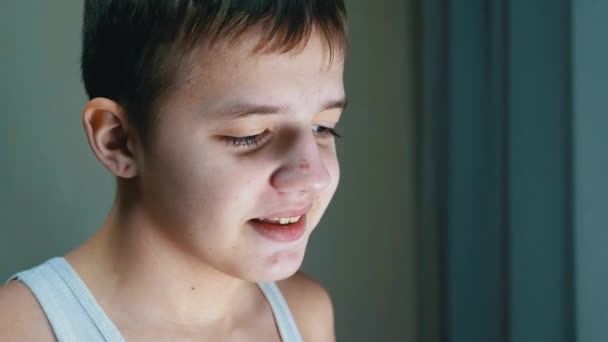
xmin=81 ymin=0 xmax=348 ymax=141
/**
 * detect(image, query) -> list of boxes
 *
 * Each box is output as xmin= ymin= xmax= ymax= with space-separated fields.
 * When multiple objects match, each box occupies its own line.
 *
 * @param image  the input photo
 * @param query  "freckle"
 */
xmin=191 ymin=286 xmax=196 ymax=290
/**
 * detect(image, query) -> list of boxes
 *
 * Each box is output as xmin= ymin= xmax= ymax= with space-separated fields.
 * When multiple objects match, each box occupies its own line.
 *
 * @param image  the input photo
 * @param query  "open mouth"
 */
xmin=249 ymin=214 xmax=307 ymax=242
xmin=252 ymin=216 xmax=302 ymax=226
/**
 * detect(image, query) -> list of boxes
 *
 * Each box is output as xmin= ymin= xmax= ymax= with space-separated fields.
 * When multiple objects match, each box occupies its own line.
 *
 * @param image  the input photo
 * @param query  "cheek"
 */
xmin=142 ymin=143 xmax=233 ymax=224
xmin=155 ymin=150 xmax=268 ymax=222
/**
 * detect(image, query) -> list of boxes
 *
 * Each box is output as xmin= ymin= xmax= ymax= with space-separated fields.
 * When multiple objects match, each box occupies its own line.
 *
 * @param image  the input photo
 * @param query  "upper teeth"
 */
xmin=261 ymin=216 xmax=301 ymax=225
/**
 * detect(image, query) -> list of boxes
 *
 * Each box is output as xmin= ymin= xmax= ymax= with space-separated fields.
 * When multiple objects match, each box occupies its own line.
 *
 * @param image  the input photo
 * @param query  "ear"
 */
xmin=82 ymin=98 xmax=139 ymax=178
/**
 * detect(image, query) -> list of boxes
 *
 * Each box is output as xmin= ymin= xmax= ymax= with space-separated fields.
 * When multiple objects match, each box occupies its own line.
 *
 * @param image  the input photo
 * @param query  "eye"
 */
xmin=223 ymin=130 xmax=271 ymax=148
xmin=312 ymin=125 xmax=341 ymax=139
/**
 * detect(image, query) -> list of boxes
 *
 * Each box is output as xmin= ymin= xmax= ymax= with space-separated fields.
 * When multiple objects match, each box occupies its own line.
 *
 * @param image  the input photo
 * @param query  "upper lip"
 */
xmin=253 ymin=203 xmax=314 ymax=219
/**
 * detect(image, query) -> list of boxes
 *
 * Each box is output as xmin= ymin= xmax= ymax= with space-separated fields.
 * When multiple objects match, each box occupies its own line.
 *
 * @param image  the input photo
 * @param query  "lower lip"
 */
xmin=249 ymin=215 xmax=307 ymax=242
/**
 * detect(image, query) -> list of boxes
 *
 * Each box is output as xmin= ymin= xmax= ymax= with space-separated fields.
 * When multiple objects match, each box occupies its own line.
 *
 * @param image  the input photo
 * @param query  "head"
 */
xmin=81 ymin=0 xmax=348 ymax=282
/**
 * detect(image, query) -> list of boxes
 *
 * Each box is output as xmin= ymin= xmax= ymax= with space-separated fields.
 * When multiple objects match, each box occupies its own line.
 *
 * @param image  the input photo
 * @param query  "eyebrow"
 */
xmin=215 ymin=97 xmax=348 ymax=120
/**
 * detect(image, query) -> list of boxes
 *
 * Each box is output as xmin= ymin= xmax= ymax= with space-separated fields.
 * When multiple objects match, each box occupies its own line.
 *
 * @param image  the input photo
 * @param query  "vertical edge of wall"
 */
xmin=444 ymin=0 xmax=510 ymax=340
xmin=420 ymin=0 xmax=511 ymax=340
xmin=573 ymin=1 xmax=608 ymax=341
xmin=508 ymin=0 xmax=575 ymax=341
xmin=419 ymin=0 xmax=448 ymax=341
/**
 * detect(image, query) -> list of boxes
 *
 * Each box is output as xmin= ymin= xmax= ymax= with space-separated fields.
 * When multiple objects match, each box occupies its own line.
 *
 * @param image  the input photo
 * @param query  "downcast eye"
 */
xmin=223 ymin=130 xmax=271 ymax=148
xmin=312 ymin=125 xmax=341 ymax=138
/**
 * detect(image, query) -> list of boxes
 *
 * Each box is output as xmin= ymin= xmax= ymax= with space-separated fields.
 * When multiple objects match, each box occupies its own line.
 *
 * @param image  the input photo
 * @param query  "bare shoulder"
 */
xmin=277 ymin=271 xmax=335 ymax=342
xmin=0 ymin=281 xmax=55 ymax=341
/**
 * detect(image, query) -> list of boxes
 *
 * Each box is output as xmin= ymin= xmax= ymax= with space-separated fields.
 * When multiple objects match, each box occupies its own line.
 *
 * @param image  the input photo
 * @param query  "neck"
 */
xmin=65 ymin=199 xmax=260 ymax=330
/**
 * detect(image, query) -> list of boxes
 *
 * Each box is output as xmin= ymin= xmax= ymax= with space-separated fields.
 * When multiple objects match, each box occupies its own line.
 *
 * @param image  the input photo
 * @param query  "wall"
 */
xmin=573 ymin=1 xmax=608 ymax=341
xmin=0 ymin=2 xmax=113 ymax=277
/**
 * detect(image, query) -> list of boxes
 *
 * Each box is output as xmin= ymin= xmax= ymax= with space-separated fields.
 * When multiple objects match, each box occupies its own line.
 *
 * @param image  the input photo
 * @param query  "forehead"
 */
xmin=165 ymin=28 xmax=346 ymax=118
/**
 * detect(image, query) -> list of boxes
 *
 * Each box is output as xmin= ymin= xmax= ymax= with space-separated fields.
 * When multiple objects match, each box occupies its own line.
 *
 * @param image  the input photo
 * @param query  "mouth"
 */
xmin=254 ymin=216 xmax=303 ymax=225
xmin=248 ymin=206 xmax=312 ymax=242
xmin=249 ymin=215 xmax=307 ymax=242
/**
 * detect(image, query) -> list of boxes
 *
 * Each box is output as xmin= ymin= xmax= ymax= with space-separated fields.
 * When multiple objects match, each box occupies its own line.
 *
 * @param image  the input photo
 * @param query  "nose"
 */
xmin=270 ymin=130 xmax=331 ymax=194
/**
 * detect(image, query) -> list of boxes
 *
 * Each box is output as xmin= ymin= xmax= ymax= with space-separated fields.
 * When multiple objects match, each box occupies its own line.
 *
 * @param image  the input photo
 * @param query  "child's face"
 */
xmin=137 ymin=29 xmax=345 ymax=282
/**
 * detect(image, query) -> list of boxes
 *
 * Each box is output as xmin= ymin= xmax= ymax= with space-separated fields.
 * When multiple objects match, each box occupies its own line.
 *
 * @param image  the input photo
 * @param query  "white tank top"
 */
xmin=5 ymin=257 xmax=303 ymax=342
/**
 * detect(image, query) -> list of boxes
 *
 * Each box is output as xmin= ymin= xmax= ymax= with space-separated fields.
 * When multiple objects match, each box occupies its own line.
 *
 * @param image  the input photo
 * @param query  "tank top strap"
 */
xmin=6 ymin=258 xmax=124 ymax=342
xmin=257 ymin=282 xmax=303 ymax=342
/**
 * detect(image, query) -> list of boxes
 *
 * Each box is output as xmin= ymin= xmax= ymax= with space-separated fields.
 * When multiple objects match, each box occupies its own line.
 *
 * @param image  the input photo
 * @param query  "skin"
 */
xmin=0 ymin=27 xmax=343 ymax=341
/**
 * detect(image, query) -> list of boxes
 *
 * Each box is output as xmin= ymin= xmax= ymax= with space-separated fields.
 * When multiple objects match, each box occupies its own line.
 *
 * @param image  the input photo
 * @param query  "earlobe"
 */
xmin=82 ymin=98 xmax=139 ymax=178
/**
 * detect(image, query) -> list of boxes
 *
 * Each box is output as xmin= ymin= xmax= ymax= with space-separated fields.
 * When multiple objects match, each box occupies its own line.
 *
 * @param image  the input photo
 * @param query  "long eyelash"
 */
xmin=225 ymin=130 xmax=271 ymax=147
xmin=225 ymin=127 xmax=341 ymax=148
xmin=314 ymin=126 xmax=342 ymax=138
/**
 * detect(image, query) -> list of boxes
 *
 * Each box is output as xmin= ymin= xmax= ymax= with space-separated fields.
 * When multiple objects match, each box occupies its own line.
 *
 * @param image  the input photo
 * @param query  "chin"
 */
xmin=251 ymin=247 xmax=306 ymax=283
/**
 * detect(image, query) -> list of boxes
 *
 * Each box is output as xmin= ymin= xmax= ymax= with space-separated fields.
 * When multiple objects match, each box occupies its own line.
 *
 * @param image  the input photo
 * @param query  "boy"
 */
xmin=0 ymin=1 xmax=348 ymax=341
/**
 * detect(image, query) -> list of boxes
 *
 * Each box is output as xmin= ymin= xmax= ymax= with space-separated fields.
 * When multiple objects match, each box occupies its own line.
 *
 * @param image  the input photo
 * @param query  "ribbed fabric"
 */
xmin=258 ymin=282 xmax=303 ymax=342
xmin=5 ymin=258 xmax=123 ymax=341
xmin=5 ymin=257 xmax=302 ymax=342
